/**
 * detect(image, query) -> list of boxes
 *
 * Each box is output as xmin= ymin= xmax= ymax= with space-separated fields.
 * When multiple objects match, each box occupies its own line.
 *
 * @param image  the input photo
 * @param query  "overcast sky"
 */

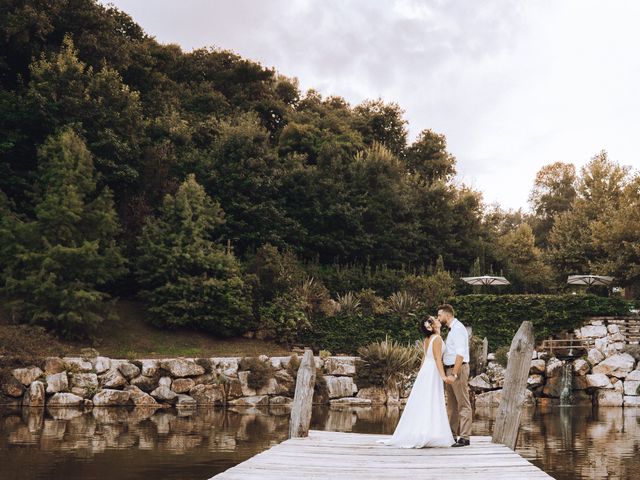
xmin=100 ymin=0 xmax=640 ymax=210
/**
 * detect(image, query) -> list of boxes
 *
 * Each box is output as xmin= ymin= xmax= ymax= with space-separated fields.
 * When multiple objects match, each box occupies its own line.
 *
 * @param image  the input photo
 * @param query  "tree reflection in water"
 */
xmin=1 ymin=405 xmax=639 ymax=480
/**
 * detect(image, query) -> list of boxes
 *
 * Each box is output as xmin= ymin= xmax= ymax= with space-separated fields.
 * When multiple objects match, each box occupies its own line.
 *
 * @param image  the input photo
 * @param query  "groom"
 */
xmin=438 ymin=304 xmax=472 ymax=447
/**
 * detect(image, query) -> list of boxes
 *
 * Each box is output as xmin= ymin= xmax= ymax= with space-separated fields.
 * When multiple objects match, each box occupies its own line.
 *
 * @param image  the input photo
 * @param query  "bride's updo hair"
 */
xmin=420 ymin=315 xmax=437 ymax=337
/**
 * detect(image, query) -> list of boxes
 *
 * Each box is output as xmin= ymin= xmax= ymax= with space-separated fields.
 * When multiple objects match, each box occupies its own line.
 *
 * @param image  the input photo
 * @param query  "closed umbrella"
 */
xmin=567 ymin=275 xmax=614 ymax=286
xmin=461 ymin=275 xmax=510 ymax=286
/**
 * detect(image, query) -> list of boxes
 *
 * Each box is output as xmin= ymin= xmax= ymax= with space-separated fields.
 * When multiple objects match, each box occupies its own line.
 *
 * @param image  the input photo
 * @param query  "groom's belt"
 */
xmin=444 ymin=362 xmax=468 ymax=368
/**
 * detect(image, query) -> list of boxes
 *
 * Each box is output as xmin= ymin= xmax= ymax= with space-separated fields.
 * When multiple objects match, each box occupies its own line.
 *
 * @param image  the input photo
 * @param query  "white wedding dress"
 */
xmin=379 ymin=335 xmax=454 ymax=448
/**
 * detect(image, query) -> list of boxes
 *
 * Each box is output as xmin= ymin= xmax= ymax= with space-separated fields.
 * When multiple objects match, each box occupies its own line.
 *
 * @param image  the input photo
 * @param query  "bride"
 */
xmin=379 ymin=315 xmax=454 ymax=448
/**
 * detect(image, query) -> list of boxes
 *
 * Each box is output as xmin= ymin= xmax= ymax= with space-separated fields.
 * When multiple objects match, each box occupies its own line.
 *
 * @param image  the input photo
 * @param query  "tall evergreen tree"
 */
xmin=135 ymin=174 xmax=254 ymax=337
xmin=0 ymin=128 xmax=126 ymax=338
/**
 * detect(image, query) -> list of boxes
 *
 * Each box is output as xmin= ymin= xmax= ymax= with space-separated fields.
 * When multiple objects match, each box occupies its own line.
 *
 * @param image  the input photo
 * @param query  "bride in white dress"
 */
xmin=379 ymin=316 xmax=454 ymax=448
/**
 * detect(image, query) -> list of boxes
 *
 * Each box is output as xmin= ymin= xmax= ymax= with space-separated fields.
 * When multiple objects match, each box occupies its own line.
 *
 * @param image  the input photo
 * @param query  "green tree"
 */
xmin=405 ymin=129 xmax=456 ymax=182
xmin=497 ymin=223 xmax=551 ymax=292
xmin=528 ymin=162 xmax=576 ymax=247
xmin=0 ymin=128 xmax=126 ymax=338
xmin=353 ymin=99 xmax=408 ymax=155
xmin=135 ymin=174 xmax=253 ymax=336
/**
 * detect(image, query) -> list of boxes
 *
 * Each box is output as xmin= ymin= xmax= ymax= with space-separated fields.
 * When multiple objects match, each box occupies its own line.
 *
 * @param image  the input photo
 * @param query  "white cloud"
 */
xmin=101 ymin=0 xmax=640 ymax=210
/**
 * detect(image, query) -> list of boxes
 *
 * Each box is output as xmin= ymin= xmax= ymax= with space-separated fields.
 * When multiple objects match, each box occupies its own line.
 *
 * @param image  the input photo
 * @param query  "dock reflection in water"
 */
xmin=1 ymin=404 xmax=639 ymax=480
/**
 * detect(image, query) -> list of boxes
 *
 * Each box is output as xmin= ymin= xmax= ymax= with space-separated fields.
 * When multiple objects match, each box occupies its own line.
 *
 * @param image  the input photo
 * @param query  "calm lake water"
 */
xmin=1 ymin=403 xmax=639 ymax=480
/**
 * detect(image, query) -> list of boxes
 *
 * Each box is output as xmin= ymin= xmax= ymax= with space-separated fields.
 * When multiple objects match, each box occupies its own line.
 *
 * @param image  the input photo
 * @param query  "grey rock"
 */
xmin=23 ymin=381 xmax=45 ymax=407
xmin=47 ymin=392 xmax=84 ymax=407
xmin=93 ymin=389 xmax=131 ymax=406
xmin=94 ymin=357 xmax=111 ymax=375
xmin=46 ymin=373 xmax=68 ymax=394
xmin=176 ymin=394 xmax=196 ymax=407
xmin=99 ymin=368 xmax=128 ymax=389
xmin=159 ymin=358 xmax=205 ymax=377
xmin=118 ymin=362 xmax=141 ymax=380
xmin=150 ymin=385 xmax=178 ymax=404
xmin=189 ymin=384 xmax=225 ymax=405
xmin=172 ymin=378 xmax=196 ymax=393
xmin=124 ymin=385 xmax=158 ymax=406
xmin=12 ymin=366 xmax=44 ymax=386
xmin=228 ymin=395 xmax=269 ymax=406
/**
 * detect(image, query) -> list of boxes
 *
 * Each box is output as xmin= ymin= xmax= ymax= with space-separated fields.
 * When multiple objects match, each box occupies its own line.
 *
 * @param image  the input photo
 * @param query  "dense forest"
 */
xmin=0 ymin=0 xmax=638 ymax=341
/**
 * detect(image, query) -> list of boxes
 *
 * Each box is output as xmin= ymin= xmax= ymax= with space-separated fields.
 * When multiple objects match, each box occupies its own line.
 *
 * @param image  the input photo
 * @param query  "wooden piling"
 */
xmin=492 ymin=321 xmax=535 ymax=450
xmin=289 ymin=348 xmax=316 ymax=438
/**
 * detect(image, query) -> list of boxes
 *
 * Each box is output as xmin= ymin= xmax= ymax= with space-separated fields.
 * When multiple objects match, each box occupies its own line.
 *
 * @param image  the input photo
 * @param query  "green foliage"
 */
xmin=495 ymin=346 xmax=510 ymax=367
xmin=240 ymin=357 xmax=275 ymax=390
xmin=355 ymin=336 xmax=420 ymax=389
xmin=259 ymin=291 xmax=311 ymax=345
xmin=451 ymin=294 xmax=629 ymax=350
xmin=135 ymin=174 xmax=254 ymax=337
xmin=0 ymin=128 xmax=126 ymax=338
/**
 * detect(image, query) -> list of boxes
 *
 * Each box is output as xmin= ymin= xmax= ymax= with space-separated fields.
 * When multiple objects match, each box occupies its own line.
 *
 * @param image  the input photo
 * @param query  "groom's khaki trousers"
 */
xmin=444 ymin=363 xmax=472 ymax=439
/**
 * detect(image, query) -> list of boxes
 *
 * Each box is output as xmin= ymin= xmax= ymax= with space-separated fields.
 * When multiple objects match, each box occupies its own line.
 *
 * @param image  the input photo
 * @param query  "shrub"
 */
xmin=355 ymin=336 xmax=420 ymax=389
xmin=356 ymin=289 xmax=388 ymax=315
xmin=240 ymin=357 xmax=275 ymax=390
xmin=386 ymin=291 xmax=421 ymax=318
xmin=285 ymin=353 xmax=327 ymax=395
xmin=337 ymin=291 xmax=361 ymax=315
xmin=451 ymin=294 xmax=630 ymax=350
xmin=259 ymin=291 xmax=310 ymax=345
xmin=495 ymin=346 xmax=510 ymax=367
xmin=403 ymin=270 xmax=455 ymax=311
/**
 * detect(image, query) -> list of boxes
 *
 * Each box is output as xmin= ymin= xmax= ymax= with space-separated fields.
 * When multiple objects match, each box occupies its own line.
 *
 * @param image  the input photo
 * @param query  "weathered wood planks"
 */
xmin=211 ymin=429 xmax=554 ymax=479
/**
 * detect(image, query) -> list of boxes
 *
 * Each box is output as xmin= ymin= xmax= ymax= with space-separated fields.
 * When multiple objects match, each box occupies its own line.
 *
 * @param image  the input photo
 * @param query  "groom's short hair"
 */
xmin=437 ymin=304 xmax=455 ymax=317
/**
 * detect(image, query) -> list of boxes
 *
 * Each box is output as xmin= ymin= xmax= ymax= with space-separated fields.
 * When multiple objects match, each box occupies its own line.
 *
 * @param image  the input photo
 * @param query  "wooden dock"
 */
xmin=210 ymin=429 xmax=555 ymax=479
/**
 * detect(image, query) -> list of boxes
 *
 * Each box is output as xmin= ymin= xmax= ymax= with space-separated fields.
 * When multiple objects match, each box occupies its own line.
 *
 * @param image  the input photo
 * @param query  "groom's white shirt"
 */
xmin=443 ymin=318 xmax=470 ymax=365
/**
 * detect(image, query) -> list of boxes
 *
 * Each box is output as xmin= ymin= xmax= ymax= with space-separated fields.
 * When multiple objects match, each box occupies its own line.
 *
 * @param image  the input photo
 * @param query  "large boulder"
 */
xmin=130 ymin=375 xmax=158 ymax=392
xmin=93 ymin=389 xmax=131 ymax=406
xmin=46 ymin=373 xmax=69 ymax=394
xmin=62 ymin=357 xmax=93 ymax=372
xmin=545 ymin=358 xmax=564 ymax=378
xmin=237 ymin=371 xmax=257 ymax=397
xmin=356 ymin=386 xmax=387 ymax=404
xmin=2 ymin=375 xmax=25 ymax=398
xmin=274 ymin=370 xmax=295 ymax=396
xmin=159 ymin=358 xmax=204 ymax=378
xmin=171 ymin=378 xmax=196 ymax=394
xmin=94 ymin=357 xmax=111 ymax=375
xmin=150 ymin=385 xmax=178 ymax=404
xmin=43 ymin=357 xmax=66 ymax=375
xmin=228 ymin=395 xmax=269 ymax=407
xmin=594 ymin=390 xmax=623 ymax=407
xmin=214 ymin=357 xmax=240 ymax=377
xmin=623 ymin=377 xmax=640 ymax=396
xmin=585 ymin=373 xmax=613 ymax=390
xmin=475 ymin=388 xmax=534 ymax=407
xmin=325 ymin=376 xmax=355 ymax=398
xmin=592 ymin=353 xmax=635 ymax=379
xmin=189 ymin=384 xmax=225 ymax=405
xmin=270 ymin=396 xmax=293 ymax=405
xmin=573 ymin=359 xmax=590 ymax=376
xmin=529 ymin=359 xmax=546 ymax=375
xmin=581 ymin=325 xmax=608 ymax=338
xmin=324 ymin=357 xmax=356 ymax=376
xmin=124 ymin=385 xmax=158 ymax=406
xmin=588 ymin=348 xmax=604 ymax=366
xmin=47 ymin=392 xmax=85 ymax=407
xmin=486 ymin=362 xmax=505 ymax=387
xmin=141 ymin=360 xmax=159 ymax=377
xmin=469 ymin=373 xmax=493 ymax=392
xmin=23 ymin=381 xmax=46 ymax=407
xmin=99 ymin=368 xmax=128 ymax=389
xmin=70 ymin=373 xmax=98 ymax=397
xmin=12 ymin=366 xmax=43 ymax=386
xmin=527 ymin=374 xmax=545 ymax=389
xmin=226 ymin=378 xmax=244 ymax=400
xmin=257 ymin=378 xmax=278 ymax=396
xmin=118 ymin=362 xmax=141 ymax=380
xmin=624 ymin=396 xmax=640 ymax=407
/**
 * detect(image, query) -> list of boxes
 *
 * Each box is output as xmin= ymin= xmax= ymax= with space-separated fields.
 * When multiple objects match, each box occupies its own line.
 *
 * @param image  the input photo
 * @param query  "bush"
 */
xmin=240 ymin=357 xmax=275 ymax=390
xmin=259 ymin=291 xmax=310 ymax=345
xmin=355 ymin=336 xmax=420 ymax=389
xmin=451 ymin=294 xmax=630 ymax=350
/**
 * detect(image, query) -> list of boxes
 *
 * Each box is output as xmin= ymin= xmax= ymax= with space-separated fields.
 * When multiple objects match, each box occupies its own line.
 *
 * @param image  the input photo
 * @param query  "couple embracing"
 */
xmin=379 ymin=304 xmax=472 ymax=448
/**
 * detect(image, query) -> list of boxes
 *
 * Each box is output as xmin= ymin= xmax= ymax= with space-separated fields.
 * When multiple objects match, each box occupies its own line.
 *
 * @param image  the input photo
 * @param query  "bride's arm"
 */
xmin=432 ymin=336 xmax=447 ymax=381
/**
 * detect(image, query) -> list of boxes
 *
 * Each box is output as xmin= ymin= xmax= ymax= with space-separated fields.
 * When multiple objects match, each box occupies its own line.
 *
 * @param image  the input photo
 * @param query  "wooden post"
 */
xmin=289 ymin=348 xmax=316 ymax=438
xmin=492 ymin=321 xmax=535 ymax=450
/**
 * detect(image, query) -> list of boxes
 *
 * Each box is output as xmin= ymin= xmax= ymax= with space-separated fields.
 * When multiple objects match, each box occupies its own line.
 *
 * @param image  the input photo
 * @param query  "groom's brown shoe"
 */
xmin=452 ymin=437 xmax=470 ymax=447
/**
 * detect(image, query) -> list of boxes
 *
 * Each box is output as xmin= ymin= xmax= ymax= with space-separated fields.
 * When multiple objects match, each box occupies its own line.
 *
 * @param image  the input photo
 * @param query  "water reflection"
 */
xmin=1 ymin=404 xmax=639 ymax=480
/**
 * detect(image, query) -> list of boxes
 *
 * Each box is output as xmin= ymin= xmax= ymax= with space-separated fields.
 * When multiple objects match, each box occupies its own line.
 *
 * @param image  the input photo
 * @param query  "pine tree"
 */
xmin=135 ymin=174 xmax=254 ymax=337
xmin=1 ymin=128 xmax=126 ymax=338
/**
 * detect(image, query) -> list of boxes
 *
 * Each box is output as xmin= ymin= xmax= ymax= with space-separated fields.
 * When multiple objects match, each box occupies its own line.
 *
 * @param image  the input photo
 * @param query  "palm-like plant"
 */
xmin=356 ymin=336 xmax=421 ymax=389
xmin=337 ymin=291 xmax=361 ymax=315
xmin=386 ymin=291 xmax=421 ymax=318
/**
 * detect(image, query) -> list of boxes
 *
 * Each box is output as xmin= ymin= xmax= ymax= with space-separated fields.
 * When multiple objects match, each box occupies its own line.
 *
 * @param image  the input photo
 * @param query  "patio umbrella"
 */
xmin=461 ymin=275 xmax=510 ymax=286
xmin=567 ymin=275 xmax=614 ymax=286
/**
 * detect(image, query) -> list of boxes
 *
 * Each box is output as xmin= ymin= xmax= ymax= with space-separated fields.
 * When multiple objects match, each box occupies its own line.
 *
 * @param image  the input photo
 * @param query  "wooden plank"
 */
xmin=288 ymin=349 xmax=315 ymax=438
xmin=211 ymin=430 xmax=554 ymax=479
xmin=492 ymin=321 xmax=535 ymax=450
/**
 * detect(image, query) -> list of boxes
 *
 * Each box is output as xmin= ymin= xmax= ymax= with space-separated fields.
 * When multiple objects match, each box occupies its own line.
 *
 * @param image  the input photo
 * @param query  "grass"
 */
xmin=0 ymin=299 xmax=291 ymax=359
